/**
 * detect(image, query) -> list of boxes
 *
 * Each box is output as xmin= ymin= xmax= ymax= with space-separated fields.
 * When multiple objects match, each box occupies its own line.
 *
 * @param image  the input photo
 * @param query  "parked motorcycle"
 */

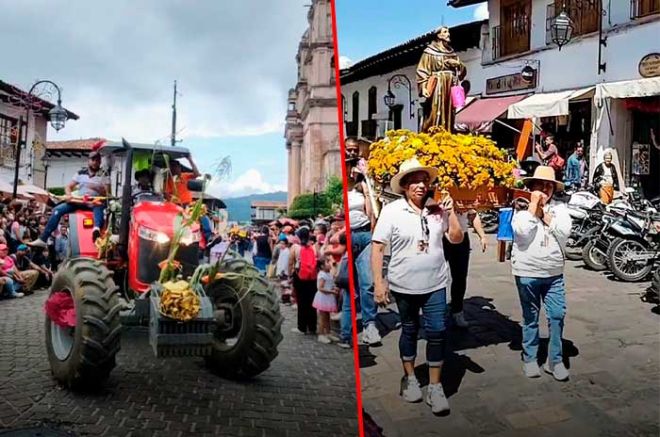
xmin=479 ymin=209 xmax=499 ymax=234
xmin=582 ymin=207 xmax=634 ymax=271
xmin=606 ymin=211 xmax=660 ymax=282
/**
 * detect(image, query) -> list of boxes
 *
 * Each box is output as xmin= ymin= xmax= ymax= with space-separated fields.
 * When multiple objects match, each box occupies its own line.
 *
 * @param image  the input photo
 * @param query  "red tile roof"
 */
xmin=46 ymin=138 xmax=106 ymax=151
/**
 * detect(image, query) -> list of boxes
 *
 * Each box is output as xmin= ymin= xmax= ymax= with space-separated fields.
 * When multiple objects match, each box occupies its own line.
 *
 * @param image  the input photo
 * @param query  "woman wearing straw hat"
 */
xmin=512 ymin=166 xmax=572 ymax=381
xmin=371 ymin=158 xmax=464 ymax=414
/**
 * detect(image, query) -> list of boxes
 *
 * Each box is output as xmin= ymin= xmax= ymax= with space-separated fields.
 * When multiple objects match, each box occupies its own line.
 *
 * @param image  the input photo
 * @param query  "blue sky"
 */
xmin=335 ymin=0 xmax=488 ymax=66
xmin=2 ymin=0 xmax=308 ymax=200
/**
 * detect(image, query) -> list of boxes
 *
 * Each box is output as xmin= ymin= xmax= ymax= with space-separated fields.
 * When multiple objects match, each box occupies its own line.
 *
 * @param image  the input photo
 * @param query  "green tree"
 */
xmin=324 ymin=175 xmax=344 ymax=209
xmin=287 ymin=193 xmax=333 ymax=220
xmin=48 ymin=187 xmax=65 ymax=196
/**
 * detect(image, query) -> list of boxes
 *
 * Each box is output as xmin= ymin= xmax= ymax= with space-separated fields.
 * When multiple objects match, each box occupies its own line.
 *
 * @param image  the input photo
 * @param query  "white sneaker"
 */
xmin=327 ymin=334 xmax=341 ymax=343
xmin=12 ymin=292 xmax=25 ymax=298
xmin=337 ymin=340 xmax=352 ymax=349
xmin=317 ymin=334 xmax=332 ymax=344
xmin=362 ymin=323 xmax=382 ymax=345
xmin=28 ymin=239 xmax=47 ymax=249
xmin=290 ymin=328 xmax=305 ymax=335
xmin=426 ymin=383 xmax=450 ymax=414
xmin=523 ymin=361 xmax=541 ymax=378
xmin=544 ymin=361 xmax=570 ymax=381
xmin=453 ymin=311 xmax=469 ymax=328
xmin=399 ymin=375 xmax=423 ymax=403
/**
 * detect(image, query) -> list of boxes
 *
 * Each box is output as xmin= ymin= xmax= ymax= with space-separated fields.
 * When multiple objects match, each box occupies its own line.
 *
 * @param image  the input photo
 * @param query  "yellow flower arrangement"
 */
xmin=368 ymin=128 xmax=517 ymax=191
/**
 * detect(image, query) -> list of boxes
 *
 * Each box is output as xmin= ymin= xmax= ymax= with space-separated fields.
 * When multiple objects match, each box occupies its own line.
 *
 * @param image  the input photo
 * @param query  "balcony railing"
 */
xmin=492 ymin=22 xmax=530 ymax=60
xmin=546 ymin=1 xmax=602 ymax=46
xmin=631 ymin=0 xmax=660 ymax=18
xmin=361 ymin=120 xmax=377 ymax=140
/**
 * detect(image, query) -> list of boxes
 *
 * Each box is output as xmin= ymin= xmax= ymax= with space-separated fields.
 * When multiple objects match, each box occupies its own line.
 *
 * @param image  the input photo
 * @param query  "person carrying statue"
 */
xmin=416 ymin=26 xmax=467 ymax=133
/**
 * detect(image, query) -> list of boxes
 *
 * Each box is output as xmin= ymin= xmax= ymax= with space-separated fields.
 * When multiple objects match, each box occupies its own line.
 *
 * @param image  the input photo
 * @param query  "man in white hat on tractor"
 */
xmin=511 ymin=166 xmax=572 ymax=381
xmin=371 ymin=157 xmax=463 ymax=415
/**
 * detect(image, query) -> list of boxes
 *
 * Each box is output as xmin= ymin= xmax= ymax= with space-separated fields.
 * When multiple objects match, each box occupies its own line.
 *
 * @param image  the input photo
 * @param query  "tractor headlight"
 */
xmin=138 ymin=226 xmax=170 ymax=244
xmin=180 ymin=228 xmax=201 ymax=246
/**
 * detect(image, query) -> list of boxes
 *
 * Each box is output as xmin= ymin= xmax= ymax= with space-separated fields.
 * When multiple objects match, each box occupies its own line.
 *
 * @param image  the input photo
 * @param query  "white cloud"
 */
xmin=0 ymin=0 xmax=309 ymax=143
xmin=339 ymin=56 xmax=353 ymax=69
xmin=473 ymin=3 xmax=489 ymax=20
xmin=207 ymin=169 xmax=285 ymax=198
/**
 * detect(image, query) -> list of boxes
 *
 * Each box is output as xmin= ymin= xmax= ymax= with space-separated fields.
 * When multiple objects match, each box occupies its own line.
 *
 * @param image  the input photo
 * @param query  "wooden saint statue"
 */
xmin=416 ymin=26 xmax=467 ymax=133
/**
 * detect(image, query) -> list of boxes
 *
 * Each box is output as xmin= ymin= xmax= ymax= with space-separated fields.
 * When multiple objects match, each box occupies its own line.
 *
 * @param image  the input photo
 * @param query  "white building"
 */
xmin=0 ymin=80 xmax=78 ymax=190
xmin=341 ymin=0 xmax=660 ymax=198
xmin=44 ymin=138 xmax=102 ymax=190
xmin=251 ymin=201 xmax=287 ymax=225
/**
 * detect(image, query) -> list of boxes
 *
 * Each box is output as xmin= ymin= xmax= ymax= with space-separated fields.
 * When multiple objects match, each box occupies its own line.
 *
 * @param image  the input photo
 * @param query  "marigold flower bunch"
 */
xmin=368 ymin=128 xmax=517 ymax=190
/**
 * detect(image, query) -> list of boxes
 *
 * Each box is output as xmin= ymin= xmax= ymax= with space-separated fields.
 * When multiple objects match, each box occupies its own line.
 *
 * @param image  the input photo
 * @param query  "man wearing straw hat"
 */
xmin=512 ymin=166 xmax=572 ymax=381
xmin=371 ymin=158 xmax=463 ymax=414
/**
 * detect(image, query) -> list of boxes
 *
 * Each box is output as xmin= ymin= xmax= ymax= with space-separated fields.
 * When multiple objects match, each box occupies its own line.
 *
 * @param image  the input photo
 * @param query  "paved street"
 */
xmin=360 ymin=234 xmax=659 ymax=437
xmin=0 ymin=292 xmax=358 ymax=436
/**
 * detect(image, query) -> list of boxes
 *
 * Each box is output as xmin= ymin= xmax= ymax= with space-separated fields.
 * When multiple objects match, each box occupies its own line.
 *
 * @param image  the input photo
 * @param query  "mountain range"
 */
xmin=222 ymin=191 xmax=287 ymax=223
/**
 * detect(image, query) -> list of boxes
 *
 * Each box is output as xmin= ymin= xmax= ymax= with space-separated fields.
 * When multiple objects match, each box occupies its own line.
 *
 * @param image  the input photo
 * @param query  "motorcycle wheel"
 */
xmin=480 ymin=212 xmax=498 ymax=234
xmin=582 ymin=240 xmax=608 ymax=271
xmin=607 ymin=238 xmax=654 ymax=282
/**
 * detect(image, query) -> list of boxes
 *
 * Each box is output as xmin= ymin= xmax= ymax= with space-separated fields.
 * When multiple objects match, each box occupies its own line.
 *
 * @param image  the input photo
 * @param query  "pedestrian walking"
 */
xmin=593 ymin=150 xmax=621 ymax=204
xmin=348 ymin=166 xmax=379 ymax=345
xmin=371 ymin=158 xmax=464 ymax=414
xmin=564 ymin=145 xmax=588 ymax=189
xmin=289 ymin=227 xmax=318 ymax=335
xmin=443 ymin=211 xmax=488 ymax=327
xmin=512 ymin=166 xmax=572 ymax=381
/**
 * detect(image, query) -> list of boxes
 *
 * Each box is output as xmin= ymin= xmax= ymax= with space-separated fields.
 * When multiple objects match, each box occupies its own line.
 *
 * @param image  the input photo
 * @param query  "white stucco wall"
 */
xmin=46 ymin=157 xmax=86 ymax=189
xmin=0 ymin=101 xmax=48 ymax=186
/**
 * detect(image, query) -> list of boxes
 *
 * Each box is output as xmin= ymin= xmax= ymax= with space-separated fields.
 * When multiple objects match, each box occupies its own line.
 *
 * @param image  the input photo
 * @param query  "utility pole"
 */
xmin=171 ymin=80 xmax=177 ymax=146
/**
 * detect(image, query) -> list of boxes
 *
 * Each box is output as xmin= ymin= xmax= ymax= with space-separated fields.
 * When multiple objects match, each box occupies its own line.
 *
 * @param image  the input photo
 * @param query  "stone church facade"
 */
xmin=284 ymin=0 xmax=341 ymax=206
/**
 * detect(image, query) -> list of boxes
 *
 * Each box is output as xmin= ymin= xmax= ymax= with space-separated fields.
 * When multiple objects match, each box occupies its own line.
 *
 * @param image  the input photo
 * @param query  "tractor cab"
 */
xmin=69 ymin=139 xmax=204 ymax=294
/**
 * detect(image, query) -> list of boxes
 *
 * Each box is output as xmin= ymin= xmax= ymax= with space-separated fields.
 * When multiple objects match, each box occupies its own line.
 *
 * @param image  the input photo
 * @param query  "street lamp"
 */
xmin=551 ymin=2 xmax=607 ymax=74
xmin=383 ymin=74 xmax=415 ymax=119
xmin=550 ymin=5 xmax=574 ymax=51
xmin=12 ymin=80 xmax=68 ymax=199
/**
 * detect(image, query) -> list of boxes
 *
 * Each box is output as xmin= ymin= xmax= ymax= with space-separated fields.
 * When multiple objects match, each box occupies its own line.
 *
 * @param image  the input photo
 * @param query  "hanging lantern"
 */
xmin=551 ymin=8 xmax=574 ymax=51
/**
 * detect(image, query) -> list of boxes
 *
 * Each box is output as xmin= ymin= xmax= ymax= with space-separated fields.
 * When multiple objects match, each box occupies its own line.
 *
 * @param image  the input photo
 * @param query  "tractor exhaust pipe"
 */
xmin=118 ymin=138 xmax=133 ymax=258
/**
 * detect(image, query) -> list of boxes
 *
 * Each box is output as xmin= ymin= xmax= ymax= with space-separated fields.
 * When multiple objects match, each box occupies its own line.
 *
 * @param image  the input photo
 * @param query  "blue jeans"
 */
xmin=40 ymin=202 xmax=105 ymax=242
xmin=253 ymin=256 xmax=270 ymax=275
xmin=392 ymin=289 xmax=448 ymax=367
xmin=515 ymin=275 xmax=566 ymax=365
xmin=352 ymin=231 xmax=377 ymax=327
xmin=340 ymin=288 xmax=352 ymax=343
xmin=1 ymin=277 xmax=19 ymax=297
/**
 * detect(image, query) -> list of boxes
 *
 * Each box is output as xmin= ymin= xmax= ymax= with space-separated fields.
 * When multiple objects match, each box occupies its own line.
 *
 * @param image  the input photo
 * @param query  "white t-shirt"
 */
xmin=601 ymin=166 xmax=614 ymax=185
xmin=511 ymin=201 xmax=573 ymax=278
xmin=317 ymin=270 xmax=335 ymax=293
xmin=348 ymin=189 xmax=370 ymax=230
xmin=372 ymin=198 xmax=450 ymax=295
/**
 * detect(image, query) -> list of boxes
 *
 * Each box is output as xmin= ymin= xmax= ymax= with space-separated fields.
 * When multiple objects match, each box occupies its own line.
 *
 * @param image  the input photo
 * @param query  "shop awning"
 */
xmin=507 ymin=87 xmax=594 ymax=119
xmin=595 ymin=77 xmax=660 ymax=103
xmin=455 ymin=96 xmax=477 ymax=113
xmin=454 ymin=94 xmax=528 ymax=133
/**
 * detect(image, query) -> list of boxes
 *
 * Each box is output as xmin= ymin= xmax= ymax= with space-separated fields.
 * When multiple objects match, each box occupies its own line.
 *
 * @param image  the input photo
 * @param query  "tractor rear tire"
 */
xmin=205 ymin=258 xmax=283 ymax=379
xmin=45 ymin=258 xmax=122 ymax=390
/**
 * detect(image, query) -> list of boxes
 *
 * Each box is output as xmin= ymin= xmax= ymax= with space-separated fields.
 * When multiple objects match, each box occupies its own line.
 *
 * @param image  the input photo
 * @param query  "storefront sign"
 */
xmin=639 ymin=53 xmax=660 ymax=78
xmin=486 ymin=73 xmax=537 ymax=95
xmin=632 ymin=142 xmax=650 ymax=176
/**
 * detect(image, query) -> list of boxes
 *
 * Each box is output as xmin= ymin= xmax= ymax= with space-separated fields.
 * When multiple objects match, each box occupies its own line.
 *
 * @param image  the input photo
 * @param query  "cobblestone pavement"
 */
xmin=0 ymin=290 xmax=359 ymax=436
xmin=360 ymin=234 xmax=659 ymax=437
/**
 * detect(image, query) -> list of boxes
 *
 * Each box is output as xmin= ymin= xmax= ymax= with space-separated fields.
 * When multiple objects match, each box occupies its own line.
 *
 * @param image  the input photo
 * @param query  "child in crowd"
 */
xmin=313 ymin=255 xmax=339 ymax=344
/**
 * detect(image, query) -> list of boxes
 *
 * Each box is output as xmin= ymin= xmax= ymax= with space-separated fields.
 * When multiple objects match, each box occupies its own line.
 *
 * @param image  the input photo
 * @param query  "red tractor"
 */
xmin=45 ymin=140 xmax=283 ymax=389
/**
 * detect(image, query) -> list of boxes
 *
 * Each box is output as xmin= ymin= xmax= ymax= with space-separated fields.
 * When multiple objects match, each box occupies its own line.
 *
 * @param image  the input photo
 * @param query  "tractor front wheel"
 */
xmin=205 ymin=258 xmax=283 ymax=379
xmin=45 ymin=258 xmax=122 ymax=389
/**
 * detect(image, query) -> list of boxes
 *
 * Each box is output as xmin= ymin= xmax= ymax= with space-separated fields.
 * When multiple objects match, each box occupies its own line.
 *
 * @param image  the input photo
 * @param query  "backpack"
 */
xmin=297 ymin=245 xmax=318 ymax=281
xmin=548 ymin=153 xmax=565 ymax=171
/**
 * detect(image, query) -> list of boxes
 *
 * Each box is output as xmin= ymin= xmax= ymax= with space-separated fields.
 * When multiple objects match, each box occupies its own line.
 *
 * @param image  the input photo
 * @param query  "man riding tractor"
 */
xmin=43 ymin=140 xmax=283 ymax=389
xmin=30 ymin=150 xmax=109 ymax=248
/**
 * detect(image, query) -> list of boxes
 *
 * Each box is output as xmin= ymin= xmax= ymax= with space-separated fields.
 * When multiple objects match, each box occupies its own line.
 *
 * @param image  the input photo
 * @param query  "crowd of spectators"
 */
xmin=0 ymin=198 xmax=68 ymax=299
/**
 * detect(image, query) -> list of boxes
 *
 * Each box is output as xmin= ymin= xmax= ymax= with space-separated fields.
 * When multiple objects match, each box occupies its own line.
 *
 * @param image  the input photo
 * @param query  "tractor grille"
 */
xmin=138 ymin=238 xmax=200 ymax=284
